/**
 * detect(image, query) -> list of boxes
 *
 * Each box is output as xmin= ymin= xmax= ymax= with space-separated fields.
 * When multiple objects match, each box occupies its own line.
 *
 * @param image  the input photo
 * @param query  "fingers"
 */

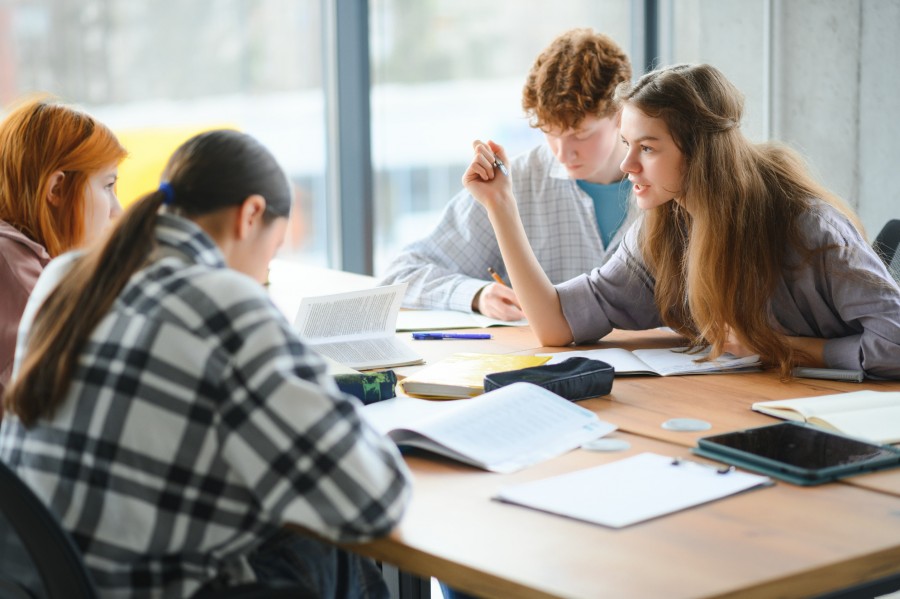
xmin=469 ymin=139 xmax=507 ymax=180
xmin=486 ymin=139 xmax=509 ymax=165
xmin=477 ymin=283 xmax=524 ymax=321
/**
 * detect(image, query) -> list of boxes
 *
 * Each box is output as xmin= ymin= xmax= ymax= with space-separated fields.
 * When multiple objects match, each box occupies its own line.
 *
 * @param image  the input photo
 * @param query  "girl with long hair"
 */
xmin=0 ymin=97 xmax=126 ymax=398
xmin=462 ymin=63 xmax=900 ymax=379
xmin=1 ymin=129 xmax=410 ymax=597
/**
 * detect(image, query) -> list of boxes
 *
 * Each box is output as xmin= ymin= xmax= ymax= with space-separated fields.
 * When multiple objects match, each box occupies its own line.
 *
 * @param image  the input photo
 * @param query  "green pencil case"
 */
xmin=334 ymin=370 xmax=398 ymax=405
xmin=483 ymin=357 xmax=613 ymax=402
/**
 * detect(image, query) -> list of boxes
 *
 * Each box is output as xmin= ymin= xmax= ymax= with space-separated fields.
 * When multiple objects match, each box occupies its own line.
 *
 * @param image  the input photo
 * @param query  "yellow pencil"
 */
xmin=487 ymin=266 xmax=508 ymax=287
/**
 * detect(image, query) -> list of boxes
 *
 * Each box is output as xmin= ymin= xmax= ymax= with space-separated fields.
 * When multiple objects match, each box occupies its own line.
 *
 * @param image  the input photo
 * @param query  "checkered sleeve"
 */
xmin=378 ymin=187 xmax=503 ymax=312
xmin=378 ymin=144 xmax=626 ymax=312
xmin=213 ymin=283 xmax=412 ymax=543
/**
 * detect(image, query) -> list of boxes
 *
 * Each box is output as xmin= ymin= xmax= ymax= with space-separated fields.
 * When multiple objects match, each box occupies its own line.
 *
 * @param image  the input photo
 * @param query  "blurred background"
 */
xmin=1 ymin=0 xmax=897 ymax=275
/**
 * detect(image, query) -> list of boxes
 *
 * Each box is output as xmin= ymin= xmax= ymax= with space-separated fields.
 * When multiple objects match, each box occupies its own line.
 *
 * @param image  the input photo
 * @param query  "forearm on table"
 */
xmin=786 ymin=335 xmax=827 ymax=367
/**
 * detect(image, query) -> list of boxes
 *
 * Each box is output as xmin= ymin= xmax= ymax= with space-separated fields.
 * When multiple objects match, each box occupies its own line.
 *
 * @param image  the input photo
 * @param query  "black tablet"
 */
xmin=692 ymin=422 xmax=900 ymax=486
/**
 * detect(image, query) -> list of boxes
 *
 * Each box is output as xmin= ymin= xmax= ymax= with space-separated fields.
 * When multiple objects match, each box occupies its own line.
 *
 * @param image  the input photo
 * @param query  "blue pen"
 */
xmin=412 ymin=332 xmax=492 ymax=340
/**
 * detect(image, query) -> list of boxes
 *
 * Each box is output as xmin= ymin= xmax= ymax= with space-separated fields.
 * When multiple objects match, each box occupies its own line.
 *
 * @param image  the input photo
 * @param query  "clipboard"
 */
xmin=493 ymin=452 xmax=772 ymax=528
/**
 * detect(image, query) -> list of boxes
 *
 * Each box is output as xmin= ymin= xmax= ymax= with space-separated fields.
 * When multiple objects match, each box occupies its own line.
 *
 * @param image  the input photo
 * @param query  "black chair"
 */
xmin=0 ymin=459 xmax=97 ymax=599
xmin=873 ymin=218 xmax=900 ymax=282
xmin=0 ymin=460 xmax=308 ymax=598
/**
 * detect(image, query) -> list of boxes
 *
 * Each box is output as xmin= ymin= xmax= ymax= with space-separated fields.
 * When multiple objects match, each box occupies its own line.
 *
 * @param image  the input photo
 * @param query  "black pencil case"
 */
xmin=483 ymin=357 xmax=614 ymax=402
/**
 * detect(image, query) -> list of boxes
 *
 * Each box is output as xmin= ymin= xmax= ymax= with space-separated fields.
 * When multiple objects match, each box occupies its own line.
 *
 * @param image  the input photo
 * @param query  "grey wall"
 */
xmin=775 ymin=0 xmax=900 ymax=237
xmin=670 ymin=0 xmax=900 ymax=238
xmin=857 ymin=0 xmax=900 ymax=235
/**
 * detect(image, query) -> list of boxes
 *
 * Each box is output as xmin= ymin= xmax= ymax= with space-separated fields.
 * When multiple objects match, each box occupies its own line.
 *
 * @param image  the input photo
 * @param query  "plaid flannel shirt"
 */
xmin=0 ymin=214 xmax=411 ymax=598
xmin=378 ymin=143 xmax=636 ymax=312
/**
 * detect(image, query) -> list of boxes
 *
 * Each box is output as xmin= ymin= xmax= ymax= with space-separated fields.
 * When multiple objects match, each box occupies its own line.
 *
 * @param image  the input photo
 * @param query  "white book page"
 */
xmin=308 ymin=337 xmax=423 ymax=370
xmin=754 ymin=390 xmax=900 ymax=418
xmin=294 ymin=283 xmax=407 ymax=339
xmin=293 ymin=283 xmax=423 ymax=369
xmin=361 ymin=396 xmax=462 ymax=435
xmin=495 ymin=452 xmax=771 ymax=528
xmin=367 ymin=383 xmax=616 ymax=473
xmin=395 ymin=309 xmax=527 ymax=331
xmin=810 ymin=406 xmax=900 ymax=444
xmin=632 ymin=347 xmax=760 ymax=376
xmin=538 ymin=348 xmax=654 ymax=374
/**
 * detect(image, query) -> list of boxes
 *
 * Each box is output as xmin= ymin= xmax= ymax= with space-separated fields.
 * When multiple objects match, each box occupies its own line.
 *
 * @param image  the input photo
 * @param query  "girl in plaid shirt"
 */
xmin=2 ymin=130 xmax=411 ymax=598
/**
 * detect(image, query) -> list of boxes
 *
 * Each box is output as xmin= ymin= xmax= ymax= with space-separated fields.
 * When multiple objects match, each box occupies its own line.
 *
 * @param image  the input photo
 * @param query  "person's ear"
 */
xmin=45 ymin=171 xmax=66 ymax=206
xmin=235 ymin=194 xmax=267 ymax=240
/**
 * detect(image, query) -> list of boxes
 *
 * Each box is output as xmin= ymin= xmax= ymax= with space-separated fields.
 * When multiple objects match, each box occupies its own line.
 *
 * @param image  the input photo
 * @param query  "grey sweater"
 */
xmin=556 ymin=200 xmax=900 ymax=379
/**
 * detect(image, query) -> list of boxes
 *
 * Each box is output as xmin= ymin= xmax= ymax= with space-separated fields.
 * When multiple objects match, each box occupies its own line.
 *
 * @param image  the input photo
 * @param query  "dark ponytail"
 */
xmin=5 ymin=130 xmax=291 ymax=426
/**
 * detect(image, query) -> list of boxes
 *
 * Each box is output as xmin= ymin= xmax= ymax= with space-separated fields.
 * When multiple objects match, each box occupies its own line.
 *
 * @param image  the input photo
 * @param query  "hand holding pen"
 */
xmin=487 ymin=266 xmax=508 ymax=287
xmin=462 ymin=139 xmax=512 ymax=211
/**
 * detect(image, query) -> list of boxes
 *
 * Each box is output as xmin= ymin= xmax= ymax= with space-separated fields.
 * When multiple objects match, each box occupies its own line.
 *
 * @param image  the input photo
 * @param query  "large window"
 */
xmin=1 ymin=0 xmax=329 ymax=264
xmin=369 ymin=0 xmax=632 ymax=275
xmin=7 ymin=1 xmax=888 ymax=273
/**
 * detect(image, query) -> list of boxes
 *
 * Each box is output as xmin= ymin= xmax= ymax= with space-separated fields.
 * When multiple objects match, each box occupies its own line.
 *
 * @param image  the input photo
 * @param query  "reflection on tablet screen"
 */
xmin=702 ymin=423 xmax=896 ymax=470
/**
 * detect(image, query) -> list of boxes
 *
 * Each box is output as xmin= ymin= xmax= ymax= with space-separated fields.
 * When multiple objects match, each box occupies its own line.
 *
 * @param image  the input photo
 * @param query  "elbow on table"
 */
xmin=532 ymin=325 xmax=575 ymax=348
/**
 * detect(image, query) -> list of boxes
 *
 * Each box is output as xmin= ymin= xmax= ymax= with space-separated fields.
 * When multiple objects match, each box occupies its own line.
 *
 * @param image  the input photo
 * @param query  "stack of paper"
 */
xmin=494 ymin=452 xmax=771 ymax=527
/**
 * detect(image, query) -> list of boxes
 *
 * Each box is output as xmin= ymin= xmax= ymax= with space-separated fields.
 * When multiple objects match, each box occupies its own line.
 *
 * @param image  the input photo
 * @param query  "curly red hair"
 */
xmin=522 ymin=28 xmax=632 ymax=132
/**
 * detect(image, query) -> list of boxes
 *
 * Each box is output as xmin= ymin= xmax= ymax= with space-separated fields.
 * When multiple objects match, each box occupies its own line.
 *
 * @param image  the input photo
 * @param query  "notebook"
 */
xmin=362 ymin=382 xmax=616 ymax=473
xmin=494 ymin=452 xmax=772 ymax=528
xmin=751 ymin=390 xmax=900 ymax=444
xmin=398 ymin=352 xmax=551 ymax=398
xmin=538 ymin=347 xmax=761 ymax=376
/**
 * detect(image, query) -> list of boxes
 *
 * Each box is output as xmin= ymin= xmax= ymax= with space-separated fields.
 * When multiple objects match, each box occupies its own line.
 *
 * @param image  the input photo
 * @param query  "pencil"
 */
xmin=487 ymin=266 xmax=508 ymax=287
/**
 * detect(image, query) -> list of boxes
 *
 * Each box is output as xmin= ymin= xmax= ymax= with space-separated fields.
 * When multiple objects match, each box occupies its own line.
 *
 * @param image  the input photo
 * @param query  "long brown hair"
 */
xmin=616 ymin=64 xmax=861 ymax=377
xmin=5 ymin=130 xmax=291 ymax=426
xmin=0 ymin=96 xmax=127 ymax=256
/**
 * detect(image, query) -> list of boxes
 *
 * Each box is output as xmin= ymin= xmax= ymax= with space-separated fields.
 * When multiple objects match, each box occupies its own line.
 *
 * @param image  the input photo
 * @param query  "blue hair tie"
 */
xmin=159 ymin=182 xmax=175 ymax=206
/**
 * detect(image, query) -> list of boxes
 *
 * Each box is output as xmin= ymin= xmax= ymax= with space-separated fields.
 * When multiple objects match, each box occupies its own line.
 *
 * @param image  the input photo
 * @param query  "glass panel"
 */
xmin=369 ymin=0 xmax=632 ymax=275
xmin=0 ymin=0 xmax=328 ymax=265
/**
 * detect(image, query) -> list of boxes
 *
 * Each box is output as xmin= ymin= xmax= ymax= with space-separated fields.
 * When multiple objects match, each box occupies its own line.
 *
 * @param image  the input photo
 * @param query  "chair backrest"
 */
xmin=874 ymin=219 xmax=900 ymax=282
xmin=0 ymin=460 xmax=98 ymax=599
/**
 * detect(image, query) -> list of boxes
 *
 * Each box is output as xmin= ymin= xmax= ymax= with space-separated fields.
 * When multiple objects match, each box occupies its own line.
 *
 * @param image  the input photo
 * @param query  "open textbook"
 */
xmin=294 ymin=283 xmax=424 ymax=370
xmin=752 ymin=390 xmax=900 ymax=444
xmin=538 ymin=347 xmax=761 ymax=377
xmin=362 ymin=382 xmax=616 ymax=473
xmin=396 ymin=309 xmax=527 ymax=332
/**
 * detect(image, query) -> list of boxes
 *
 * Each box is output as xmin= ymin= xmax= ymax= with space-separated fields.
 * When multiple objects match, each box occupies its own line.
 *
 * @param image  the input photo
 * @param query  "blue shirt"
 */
xmin=576 ymin=179 xmax=630 ymax=247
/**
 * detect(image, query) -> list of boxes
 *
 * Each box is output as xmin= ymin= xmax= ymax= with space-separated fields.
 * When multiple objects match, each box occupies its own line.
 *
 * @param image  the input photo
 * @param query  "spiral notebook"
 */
xmin=494 ymin=452 xmax=772 ymax=528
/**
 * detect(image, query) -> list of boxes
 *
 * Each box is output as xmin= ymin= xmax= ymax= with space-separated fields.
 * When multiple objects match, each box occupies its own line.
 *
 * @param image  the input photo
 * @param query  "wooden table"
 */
xmin=350 ymin=432 xmax=900 ymax=598
xmin=353 ymin=325 xmax=900 ymax=598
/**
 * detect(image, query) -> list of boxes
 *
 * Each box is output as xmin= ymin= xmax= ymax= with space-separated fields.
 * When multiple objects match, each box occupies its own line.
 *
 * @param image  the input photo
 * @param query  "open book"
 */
xmin=294 ymin=283 xmax=424 ymax=370
xmin=398 ymin=353 xmax=551 ymax=398
xmin=494 ymin=452 xmax=771 ymax=528
xmin=538 ymin=347 xmax=760 ymax=377
xmin=396 ymin=309 xmax=527 ymax=331
xmin=362 ymin=382 xmax=616 ymax=473
xmin=752 ymin=390 xmax=900 ymax=444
